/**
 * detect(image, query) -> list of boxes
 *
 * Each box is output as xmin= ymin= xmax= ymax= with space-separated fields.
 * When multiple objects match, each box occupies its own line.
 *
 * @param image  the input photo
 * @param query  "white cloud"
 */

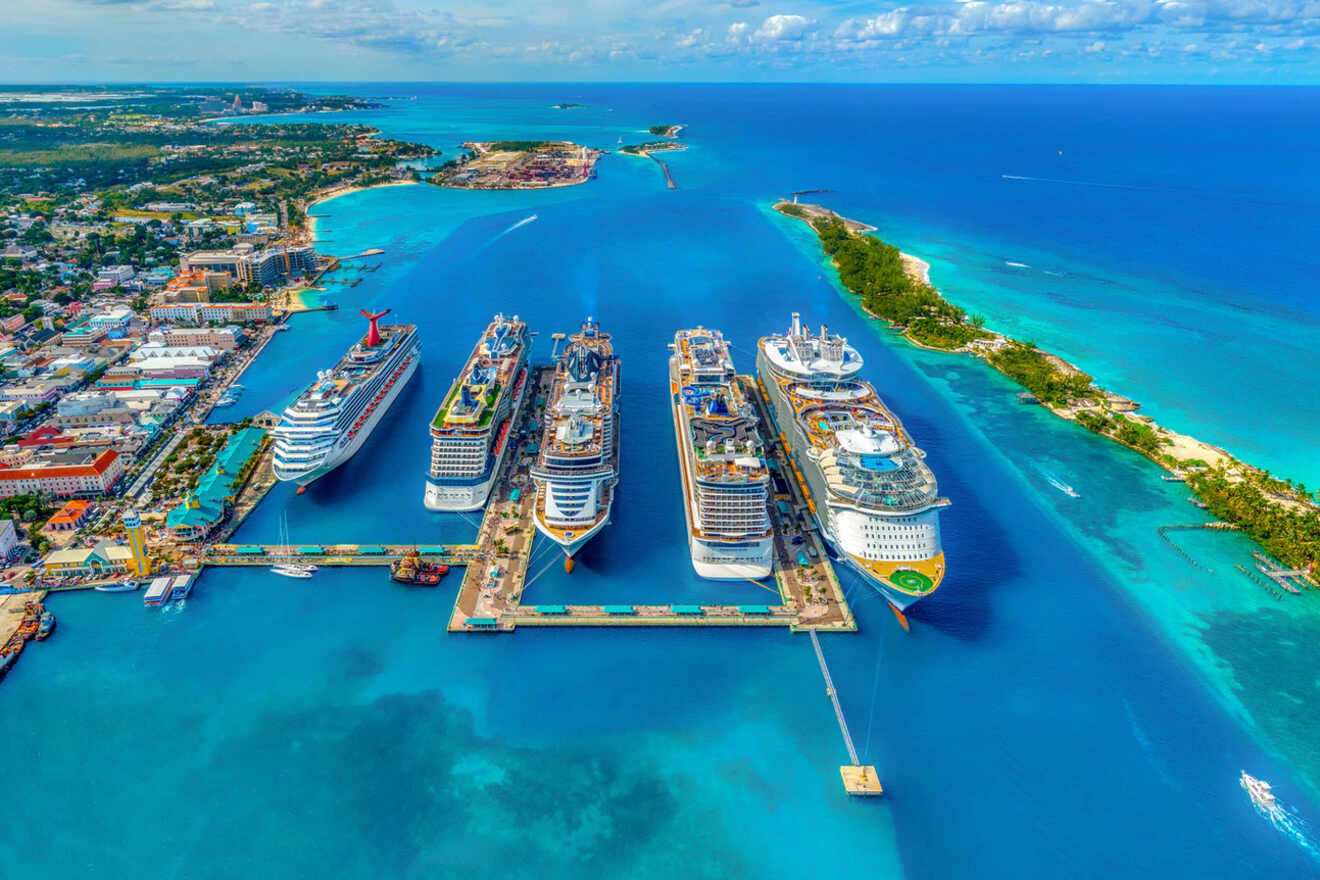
xmin=754 ymin=14 xmax=815 ymax=41
xmin=835 ymin=0 xmax=1320 ymax=42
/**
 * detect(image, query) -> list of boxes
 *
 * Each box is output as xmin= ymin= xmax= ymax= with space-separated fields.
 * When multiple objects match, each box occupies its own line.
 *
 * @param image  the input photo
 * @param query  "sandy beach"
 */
xmin=306 ymin=179 xmax=420 ymax=230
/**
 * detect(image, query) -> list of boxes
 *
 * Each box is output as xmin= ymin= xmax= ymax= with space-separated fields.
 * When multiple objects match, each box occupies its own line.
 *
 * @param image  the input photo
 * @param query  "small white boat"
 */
xmin=290 ymin=564 xmax=318 ymax=573
xmin=95 ymin=579 xmax=141 ymax=593
xmin=1241 ymin=771 xmax=1277 ymax=811
xmin=270 ymin=564 xmax=312 ymax=579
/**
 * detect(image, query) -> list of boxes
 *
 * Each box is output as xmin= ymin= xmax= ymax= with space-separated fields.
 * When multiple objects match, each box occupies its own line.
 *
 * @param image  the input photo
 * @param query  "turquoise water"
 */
xmin=4 ymin=85 xmax=1320 ymax=877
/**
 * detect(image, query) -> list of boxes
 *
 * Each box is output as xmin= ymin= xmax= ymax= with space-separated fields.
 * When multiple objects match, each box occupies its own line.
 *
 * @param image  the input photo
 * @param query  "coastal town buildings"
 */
xmin=0 ymin=447 xmax=123 ymax=498
xmin=179 ymin=244 xmax=316 ymax=287
xmin=148 ymin=301 xmax=271 ymax=325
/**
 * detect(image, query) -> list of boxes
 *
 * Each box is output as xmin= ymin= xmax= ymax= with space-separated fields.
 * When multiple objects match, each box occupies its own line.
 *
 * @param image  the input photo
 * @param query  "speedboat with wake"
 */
xmin=1241 ymin=772 xmax=1277 ymax=811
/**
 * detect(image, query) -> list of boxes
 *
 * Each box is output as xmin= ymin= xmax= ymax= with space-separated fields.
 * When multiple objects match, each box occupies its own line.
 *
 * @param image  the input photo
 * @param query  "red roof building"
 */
xmin=0 ymin=448 xmax=123 ymax=498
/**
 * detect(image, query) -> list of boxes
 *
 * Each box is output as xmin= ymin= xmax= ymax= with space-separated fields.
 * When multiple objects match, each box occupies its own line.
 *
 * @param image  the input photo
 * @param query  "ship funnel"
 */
xmin=791 ymin=312 xmax=801 ymax=336
xmin=360 ymin=308 xmax=391 ymax=347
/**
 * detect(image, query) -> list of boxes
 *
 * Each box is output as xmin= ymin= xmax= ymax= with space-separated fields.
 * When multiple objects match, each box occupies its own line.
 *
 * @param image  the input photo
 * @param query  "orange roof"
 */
xmin=0 ymin=449 xmax=118 ymax=482
xmin=48 ymin=500 xmax=91 ymax=525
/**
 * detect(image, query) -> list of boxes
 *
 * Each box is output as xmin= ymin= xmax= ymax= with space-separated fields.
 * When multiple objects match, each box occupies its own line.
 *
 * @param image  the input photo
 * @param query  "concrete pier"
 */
xmin=741 ymin=376 xmax=855 ymax=633
xmin=811 ymin=629 xmax=883 ymax=796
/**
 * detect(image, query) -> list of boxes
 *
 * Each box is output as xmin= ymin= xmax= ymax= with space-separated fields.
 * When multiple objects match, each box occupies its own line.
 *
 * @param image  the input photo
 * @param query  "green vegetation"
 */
xmin=1189 ymin=469 xmax=1320 ymax=572
xmin=1074 ymin=409 xmax=1165 ymax=455
xmin=648 ymin=125 xmax=678 ymax=136
xmin=0 ymin=493 xmax=54 ymax=525
xmin=0 ymin=143 xmax=160 ymax=168
xmin=986 ymin=342 xmax=1094 ymax=406
xmin=906 ymin=316 xmax=990 ymax=350
xmin=810 ymin=216 xmax=988 ymax=351
xmin=620 ymin=141 xmax=681 ymax=155
xmin=0 ymin=88 xmax=429 ymax=197
xmin=488 ymin=141 xmax=550 ymax=152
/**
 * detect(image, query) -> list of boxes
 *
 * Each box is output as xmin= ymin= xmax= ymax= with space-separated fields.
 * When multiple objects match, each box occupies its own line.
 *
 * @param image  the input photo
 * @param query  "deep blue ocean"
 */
xmin=3 ymin=85 xmax=1320 ymax=878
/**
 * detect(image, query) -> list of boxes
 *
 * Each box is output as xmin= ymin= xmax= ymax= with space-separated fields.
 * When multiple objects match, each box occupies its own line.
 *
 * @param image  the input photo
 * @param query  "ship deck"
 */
xmin=431 ymin=319 xmax=527 ymax=431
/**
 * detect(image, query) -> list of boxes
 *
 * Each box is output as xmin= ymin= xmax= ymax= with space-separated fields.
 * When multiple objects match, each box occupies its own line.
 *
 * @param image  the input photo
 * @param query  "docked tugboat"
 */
xmin=35 ymin=608 xmax=55 ymax=641
xmin=391 ymin=550 xmax=450 ymax=586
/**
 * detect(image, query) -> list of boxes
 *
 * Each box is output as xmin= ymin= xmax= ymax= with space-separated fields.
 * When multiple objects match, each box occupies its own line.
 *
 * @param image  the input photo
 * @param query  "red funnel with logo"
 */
xmin=360 ymin=308 xmax=391 ymax=347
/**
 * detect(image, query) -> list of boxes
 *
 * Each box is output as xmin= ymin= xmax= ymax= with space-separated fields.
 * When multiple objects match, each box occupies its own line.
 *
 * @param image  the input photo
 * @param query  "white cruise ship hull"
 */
xmin=424 ymin=362 xmax=531 ymax=512
xmin=690 ymin=536 xmax=774 ymax=580
xmin=274 ymin=354 xmax=419 ymax=486
xmin=534 ymin=499 xmax=611 ymax=557
xmin=756 ymin=347 xmax=945 ymax=609
xmin=423 ymin=471 xmax=498 ymax=512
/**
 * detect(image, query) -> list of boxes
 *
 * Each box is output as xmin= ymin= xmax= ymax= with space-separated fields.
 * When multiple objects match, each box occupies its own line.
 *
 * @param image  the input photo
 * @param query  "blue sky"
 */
xmin=3 ymin=0 xmax=1320 ymax=82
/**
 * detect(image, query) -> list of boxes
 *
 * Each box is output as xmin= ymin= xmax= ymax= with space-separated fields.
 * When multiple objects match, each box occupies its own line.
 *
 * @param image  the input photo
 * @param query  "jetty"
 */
xmin=1235 ymin=563 xmax=1284 ymax=600
xmin=1252 ymin=551 xmax=1310 ymax=593
xmin=204 ymin=543 xmax=480 ymax=567
xmin=811 ymin=629 xmax=882 ymax=795
xmin=339 ymin=248 xmax=385 ymax=261
xmin=651 ymin=154 xmax=676 ymax=189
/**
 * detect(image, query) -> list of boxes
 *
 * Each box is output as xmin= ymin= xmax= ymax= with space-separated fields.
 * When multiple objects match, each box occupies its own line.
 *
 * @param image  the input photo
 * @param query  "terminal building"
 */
xmin=165 ymin=427 xmax=267 ymax=541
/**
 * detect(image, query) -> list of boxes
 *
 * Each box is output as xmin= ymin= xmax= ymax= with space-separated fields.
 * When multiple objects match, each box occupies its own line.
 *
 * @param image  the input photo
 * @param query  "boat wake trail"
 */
xmin=494 ymin=213 xmax=538 ymax=241
xmin=1004 ymin=260 xmax=1031 ymax=269
xmin=1249 ymin=787 xmax=1320 ymax=862
xmin=1034 ymin=464 xmax=1081 ymax=498
xmin=1001 ymin=173 xmax=1158 ymax=192
xmin=1047 ymin=476 xmax=1080 ymax=498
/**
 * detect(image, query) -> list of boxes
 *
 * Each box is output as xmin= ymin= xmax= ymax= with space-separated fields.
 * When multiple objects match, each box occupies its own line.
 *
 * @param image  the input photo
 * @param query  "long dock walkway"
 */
xmin=811 ymin=628 xmax=884 ymax=796
xmin=203 ymin=544 xmax=479 ymax=566
xmin=811 ymin=629 xmax=859 ymax=765
xmin=651 ymin=155 xmax=676 ymax=189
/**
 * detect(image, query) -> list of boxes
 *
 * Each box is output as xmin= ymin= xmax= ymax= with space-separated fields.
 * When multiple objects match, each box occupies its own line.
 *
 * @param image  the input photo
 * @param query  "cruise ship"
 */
xmin=757 ymin=313 xmax=948 ymax=609
xmin=530 ymin=318 xmax=620 ymax=570
xmin=668 ymin=328 xmax=773 ymax=579
xmin=272 ymin=309 xmax=420 ymax=486
xmin=424 ymin=314 xmax=531 ymax=511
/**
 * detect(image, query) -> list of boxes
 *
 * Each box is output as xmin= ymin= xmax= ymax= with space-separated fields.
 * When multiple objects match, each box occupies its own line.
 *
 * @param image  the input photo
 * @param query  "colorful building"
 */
xmin=42 ymin=541 xmax=135 ymax=578
xmin=0 ymin=448 xmax=123 ymax=499
xmin=46 ymin=499 xmax=92 ymax=531
xmin=122 ymin=508 xmax=151 ymax=576
xmin=165 ymin=428 xmax=267 ymax=541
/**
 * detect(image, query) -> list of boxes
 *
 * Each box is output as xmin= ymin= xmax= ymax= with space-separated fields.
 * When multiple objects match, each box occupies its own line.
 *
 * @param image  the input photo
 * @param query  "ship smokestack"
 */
xmin=360 ymin=308 xmax=390 ymax=347
xmin=791 ymin=312 xmax=801 ymax=336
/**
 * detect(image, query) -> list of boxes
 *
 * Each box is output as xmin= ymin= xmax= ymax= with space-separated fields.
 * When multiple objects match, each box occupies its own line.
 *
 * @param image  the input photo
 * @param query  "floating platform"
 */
xmin=840 ymin=765 xmax=884 ymax=796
